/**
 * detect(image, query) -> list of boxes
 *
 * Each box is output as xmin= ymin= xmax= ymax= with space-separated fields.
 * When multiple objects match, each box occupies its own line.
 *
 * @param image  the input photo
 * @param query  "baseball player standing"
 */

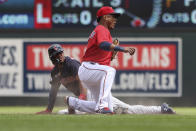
xmin=70 ymin=6 xmax=135 ymax=114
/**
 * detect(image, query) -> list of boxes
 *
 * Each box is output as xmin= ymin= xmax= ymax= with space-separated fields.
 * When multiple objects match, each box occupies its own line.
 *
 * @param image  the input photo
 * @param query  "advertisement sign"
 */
xmin=23 ymin=38 xmax=182 ymax=97
xmin=0 ymin=13 xmax=34 ymax=28
xmin=0 ymin=39 xmax=23 ymax=96
xmin=112 ymin=38 xmax=182 ymax=97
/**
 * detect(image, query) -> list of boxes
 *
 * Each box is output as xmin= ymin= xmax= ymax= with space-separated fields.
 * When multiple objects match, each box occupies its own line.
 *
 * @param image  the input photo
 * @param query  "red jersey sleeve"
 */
xmin=96 ymin=27 xmax=111 ymax=46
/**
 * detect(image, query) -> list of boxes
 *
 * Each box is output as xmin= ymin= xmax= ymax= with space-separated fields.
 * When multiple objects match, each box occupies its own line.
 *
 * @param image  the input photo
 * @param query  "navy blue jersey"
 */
xmin=50 ymin=56 xmax=81 ymax=96
xmin=51 ymin=56 xmax=80 ymax=81
xmin=47 ymin=56 xmax=81 ymax=111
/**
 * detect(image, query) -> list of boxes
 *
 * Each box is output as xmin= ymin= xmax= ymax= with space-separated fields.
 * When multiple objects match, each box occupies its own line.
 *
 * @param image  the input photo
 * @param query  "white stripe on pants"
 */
xmin=78 ymin=62 xmax=116 ymax=111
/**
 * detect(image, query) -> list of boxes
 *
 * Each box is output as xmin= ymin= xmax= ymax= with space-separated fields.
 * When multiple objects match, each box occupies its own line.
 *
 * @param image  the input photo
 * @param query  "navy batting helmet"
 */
xmin=48 ymin=44 xmax=64 ymax=64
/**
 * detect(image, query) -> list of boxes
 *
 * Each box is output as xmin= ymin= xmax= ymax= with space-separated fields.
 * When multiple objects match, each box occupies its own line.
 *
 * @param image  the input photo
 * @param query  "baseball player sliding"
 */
xmin=36 ymin=44 xmax=87 ymax=114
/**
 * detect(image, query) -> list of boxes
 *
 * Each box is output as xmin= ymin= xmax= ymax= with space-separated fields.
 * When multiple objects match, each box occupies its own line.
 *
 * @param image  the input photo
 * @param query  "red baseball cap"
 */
xmin=96 ymin=6 xmax=121 ymax=18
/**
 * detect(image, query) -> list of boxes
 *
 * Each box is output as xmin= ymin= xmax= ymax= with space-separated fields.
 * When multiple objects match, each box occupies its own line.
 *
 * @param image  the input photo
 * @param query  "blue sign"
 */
xmin=0 ymin=13 xmax=34 ymax=28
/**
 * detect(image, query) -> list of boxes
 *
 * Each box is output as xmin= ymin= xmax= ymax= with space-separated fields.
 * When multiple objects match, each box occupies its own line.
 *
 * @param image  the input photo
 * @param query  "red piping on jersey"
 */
xmin=82 ymin=64 xmax=107 ymax=110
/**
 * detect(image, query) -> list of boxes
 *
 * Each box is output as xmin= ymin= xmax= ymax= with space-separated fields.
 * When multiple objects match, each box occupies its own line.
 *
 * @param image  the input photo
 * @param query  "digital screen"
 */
xmin=51 ymin=0 xmax=196 ymax=29
xmin=23 ymin=38 xmax=182 ymax=97
xmin=1 ymin=0 xmax=196 ymax=29
xmin=51 ymin=0 xmax=153 ymax=28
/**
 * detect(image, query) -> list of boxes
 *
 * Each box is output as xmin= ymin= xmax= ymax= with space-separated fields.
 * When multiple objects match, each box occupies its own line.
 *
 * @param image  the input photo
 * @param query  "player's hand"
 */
xmin=36 ymin=109 xmax=52 ymax=114
xmin=124 ymin=47 xmax=135 ymax=55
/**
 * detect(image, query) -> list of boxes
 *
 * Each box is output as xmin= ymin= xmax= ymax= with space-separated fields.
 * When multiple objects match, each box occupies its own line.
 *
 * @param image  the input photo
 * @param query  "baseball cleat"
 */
xmin=64 ymin=96 xmax=75 ymax=114
xmin=64 ymin=96 xmax=70 ymax=106
xmin=96 ymin=107 xmax=114 ymax=114
xmin=161 ymin=103 xmax=176 ymax=114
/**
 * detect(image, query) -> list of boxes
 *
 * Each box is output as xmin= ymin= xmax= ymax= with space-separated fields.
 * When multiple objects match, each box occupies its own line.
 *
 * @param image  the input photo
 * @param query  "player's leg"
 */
xmin=86 ymin=89 xmax=114 ymax=112
xmin=67 ymin=96 xmax=96 ymax=113
xmin=126 ymin=103 xmax=175 ymax=114
xmin=95 ymin=65 xmax=116 ymax=112
xmin=79 ymin=77 xmax=114 ymax=114
xmin=127 ymin=105 xmax=161 ymax=114
xmin=70 ymin=79 xmax=97 ymax=113
xmin=58 ymin=89 xmax=94 ymax=115
xmin=78 ymin=62 xmax=116 ymax=113
xmin=57 ymin=108 xmax=86 ymax=115
xmin=112 ymin=96 xmax=131 ymax=114
xmin=112 ymin=96 xmax=162 ymax=114
xmin=107 ymin=92 xmax=114 ymax=112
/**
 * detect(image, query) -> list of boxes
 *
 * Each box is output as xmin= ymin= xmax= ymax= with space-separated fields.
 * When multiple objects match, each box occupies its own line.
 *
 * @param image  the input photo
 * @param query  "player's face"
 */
xmin=105 ymin=15 xmax=117 ymax=30
xmin=54 ymin=52 xmax=64 ymax=64
xmin=58 ymin=52 xmax=64 ymax=63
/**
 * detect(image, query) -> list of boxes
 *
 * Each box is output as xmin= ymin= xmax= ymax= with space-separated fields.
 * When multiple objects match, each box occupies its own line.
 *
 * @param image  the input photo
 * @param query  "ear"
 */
xmin=103 ymin=15 xmax=109 ymax=21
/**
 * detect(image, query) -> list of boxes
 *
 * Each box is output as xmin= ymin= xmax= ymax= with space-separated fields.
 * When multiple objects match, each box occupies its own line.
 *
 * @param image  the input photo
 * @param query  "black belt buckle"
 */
xmin=90 ymin=62 xmax=96 ymax=65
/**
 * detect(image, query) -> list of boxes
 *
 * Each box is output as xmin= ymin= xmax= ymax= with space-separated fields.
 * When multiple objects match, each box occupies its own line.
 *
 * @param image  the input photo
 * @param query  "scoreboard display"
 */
xmin=0 ymin=0 xmax=34 ymax=28
xmin=0 ymin=0 xmax=196 ymax=29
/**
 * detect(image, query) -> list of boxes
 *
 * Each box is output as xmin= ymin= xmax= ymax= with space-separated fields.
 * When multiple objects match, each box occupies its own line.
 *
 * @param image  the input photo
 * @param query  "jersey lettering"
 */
xmin=89 ymin=31 xmax=96 ymax=39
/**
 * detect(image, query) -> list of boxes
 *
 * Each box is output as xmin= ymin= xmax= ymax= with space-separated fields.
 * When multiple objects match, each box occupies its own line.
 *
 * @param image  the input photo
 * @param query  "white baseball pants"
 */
xmin=78 ymin=62 xmax=116 ymax=111
xmin=68 ymin=96 xmax=162 ymax=114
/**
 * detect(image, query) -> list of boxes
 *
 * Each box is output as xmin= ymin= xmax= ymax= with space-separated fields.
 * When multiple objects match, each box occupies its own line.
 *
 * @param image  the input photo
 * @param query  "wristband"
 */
xmin=113 ymin=46 xmax=125 ymax=52
xmin=99 ymin=41 xmax=111 ymax=51
xmin=79 ymin=94 xmax=87 ymax=100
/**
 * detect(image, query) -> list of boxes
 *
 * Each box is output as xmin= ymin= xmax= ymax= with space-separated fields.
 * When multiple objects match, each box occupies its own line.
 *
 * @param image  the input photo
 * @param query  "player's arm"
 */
xmin=47 ymin=79 xmax=61 ymax=112
xmin=36 ymin=71 xmax=61 ymax=114
xmin=99 ymin=41 xmax=135 ymax=55
xmin=36 ymin=81 xmax=61 ymax=114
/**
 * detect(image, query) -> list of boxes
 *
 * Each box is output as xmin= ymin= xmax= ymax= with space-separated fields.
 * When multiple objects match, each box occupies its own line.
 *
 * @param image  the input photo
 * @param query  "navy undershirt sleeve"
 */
xmin=99 ymin=41 xmax=111 ymax=51
xmin=99 ymin=41 xmax=125 ymax=52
